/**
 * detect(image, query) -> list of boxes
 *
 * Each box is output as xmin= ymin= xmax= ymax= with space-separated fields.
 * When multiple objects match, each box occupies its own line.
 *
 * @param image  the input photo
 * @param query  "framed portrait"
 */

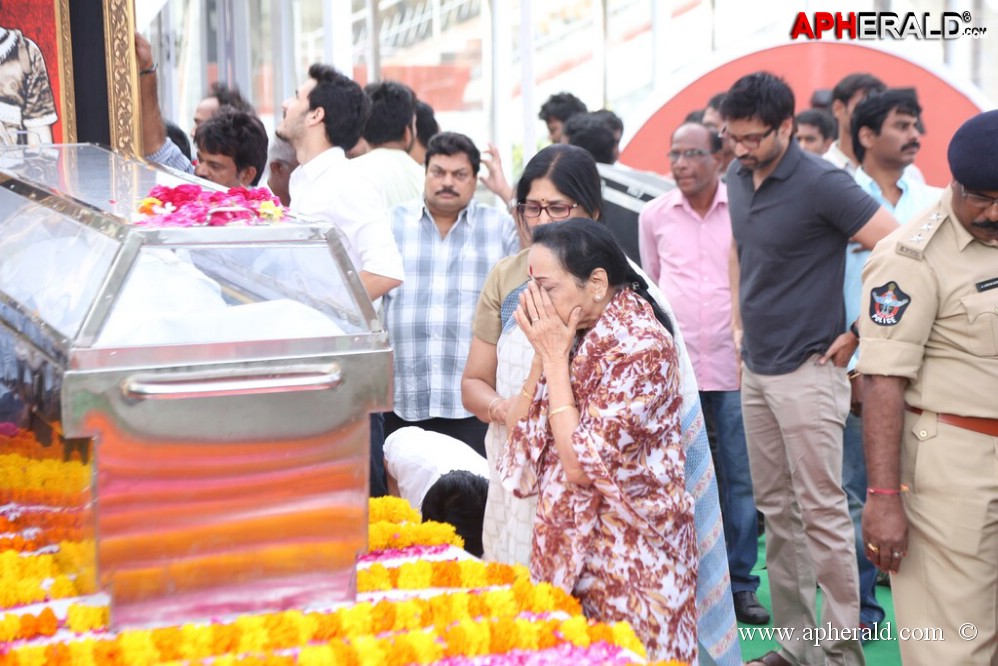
xmin=0 ymin=0 xmax=76 ymax=145
xmin=0 ymin=0 xmax=141 ymax=154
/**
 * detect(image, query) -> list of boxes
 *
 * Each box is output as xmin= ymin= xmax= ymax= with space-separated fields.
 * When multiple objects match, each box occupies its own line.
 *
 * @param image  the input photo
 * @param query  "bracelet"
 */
xmin=867 ymin=485 xmax=909 ymax=496
xmin=548 ymin=404 xmax=577 ymax=418
xmin=521 ymin=388 xmax=533 ymax=400
xmin=487 ymin=397 xmax=502 ymax=420
xmin=139 ymin=62 xmax=158 ymax=76
xmin=847 ymin=369 xmax=861 ymax=380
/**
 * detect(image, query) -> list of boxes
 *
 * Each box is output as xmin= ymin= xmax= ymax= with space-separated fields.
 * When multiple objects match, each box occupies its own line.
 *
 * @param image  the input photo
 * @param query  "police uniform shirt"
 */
xmin=855 ymin=185 xmax=998 ymax=418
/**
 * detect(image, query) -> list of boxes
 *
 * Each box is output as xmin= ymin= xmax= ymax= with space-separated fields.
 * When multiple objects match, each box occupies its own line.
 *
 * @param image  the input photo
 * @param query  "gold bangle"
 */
xmin=549 ymin=404 xmax=577 ymax=418
xmin=487 ymin=396 xmax=502 ymax=420
xmin=521 ymin=388 xmax=532 ymax=400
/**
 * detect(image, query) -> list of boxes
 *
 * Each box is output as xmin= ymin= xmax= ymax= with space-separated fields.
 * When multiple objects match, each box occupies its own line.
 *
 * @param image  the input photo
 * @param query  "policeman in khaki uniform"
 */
xmin=857 ymin=110 xmax=998 ymax=665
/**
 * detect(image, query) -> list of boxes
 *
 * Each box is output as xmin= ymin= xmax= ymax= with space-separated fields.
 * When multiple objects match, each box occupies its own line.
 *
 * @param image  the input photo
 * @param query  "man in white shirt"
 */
xmin=276 ymin=64 xmax=406 ymax=498
xmin=351 ymin=81 xmax=425 ymax=208
xmin=276 ymin=63 xmax=405 ymax=306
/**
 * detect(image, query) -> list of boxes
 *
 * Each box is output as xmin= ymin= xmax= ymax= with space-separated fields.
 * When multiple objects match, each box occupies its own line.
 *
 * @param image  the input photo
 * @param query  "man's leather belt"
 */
xmin=906 ymin=405 xmax=998 ymax=437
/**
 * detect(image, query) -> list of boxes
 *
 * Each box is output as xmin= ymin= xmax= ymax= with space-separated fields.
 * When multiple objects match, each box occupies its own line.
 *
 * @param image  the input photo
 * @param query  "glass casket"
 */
xmin=0 ymin=144 xmax=391 ymax=628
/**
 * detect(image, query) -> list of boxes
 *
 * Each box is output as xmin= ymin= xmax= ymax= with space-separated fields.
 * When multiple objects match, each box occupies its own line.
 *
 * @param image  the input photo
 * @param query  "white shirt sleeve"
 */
xmin=333 ymin=174 xmax=405 ymax=281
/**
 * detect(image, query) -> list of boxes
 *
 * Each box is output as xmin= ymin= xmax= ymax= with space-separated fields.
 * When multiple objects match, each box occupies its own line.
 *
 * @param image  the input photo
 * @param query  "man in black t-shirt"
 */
xmin=722 ymin=72 xmax=897 ymax=666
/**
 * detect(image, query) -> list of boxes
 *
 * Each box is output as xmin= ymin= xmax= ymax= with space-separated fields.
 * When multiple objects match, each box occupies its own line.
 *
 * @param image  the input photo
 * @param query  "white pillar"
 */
xmin=365 ymin=0 xmax=381 ymax=82
xmin=230 ymin=0 xmax=252 ymax=94
xmin=273 ymin=0 xmax=296 ymax=117
xmin=592 ymin=0 xmax=608 ymax=108
xmin=323 ymin=0 xmax=354 ymax=75
xmin=520 ymin=0 xmax=537 ymax=169
xmin=485 ymin=0 xmax=512 ymax=197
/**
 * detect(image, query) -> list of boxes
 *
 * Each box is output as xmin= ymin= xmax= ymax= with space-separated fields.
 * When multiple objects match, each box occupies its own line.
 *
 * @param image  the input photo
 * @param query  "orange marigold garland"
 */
xmin=0 ymin=431 xmax=682 ymax=665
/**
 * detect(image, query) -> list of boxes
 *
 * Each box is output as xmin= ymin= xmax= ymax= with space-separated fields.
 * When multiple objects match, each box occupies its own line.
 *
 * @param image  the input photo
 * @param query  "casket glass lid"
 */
xmin=0 ymin=144 xmax=377 ymax=351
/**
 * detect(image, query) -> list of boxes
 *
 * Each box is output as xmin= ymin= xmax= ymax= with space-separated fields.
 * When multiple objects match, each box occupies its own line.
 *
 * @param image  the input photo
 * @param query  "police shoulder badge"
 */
xmin=869 ymin=281 xmax=911 ymax=326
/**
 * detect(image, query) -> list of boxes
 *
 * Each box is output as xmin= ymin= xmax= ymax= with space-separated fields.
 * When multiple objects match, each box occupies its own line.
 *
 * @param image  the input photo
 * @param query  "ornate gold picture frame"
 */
xmin=100 ymin=0 xmax=141 ymax=155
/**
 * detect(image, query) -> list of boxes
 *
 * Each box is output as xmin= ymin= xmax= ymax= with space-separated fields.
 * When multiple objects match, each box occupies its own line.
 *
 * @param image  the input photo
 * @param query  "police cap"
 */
xmin=948 ymin=109 xmax=998 ymax=191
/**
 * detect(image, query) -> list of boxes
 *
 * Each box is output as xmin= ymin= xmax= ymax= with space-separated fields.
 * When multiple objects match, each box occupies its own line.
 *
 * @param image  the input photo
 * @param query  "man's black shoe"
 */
xmin=733 ymin=591 xmax=770 ymax=625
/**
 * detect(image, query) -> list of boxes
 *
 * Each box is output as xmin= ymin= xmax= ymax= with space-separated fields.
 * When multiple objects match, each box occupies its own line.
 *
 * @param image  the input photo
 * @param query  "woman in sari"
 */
xmin=500 ymin=218 xmax=693 ymax=661
xmin=461 ymin=145 xmax=740 ymax=665
xmin=462 ymin=144 xmax=601 ymax=565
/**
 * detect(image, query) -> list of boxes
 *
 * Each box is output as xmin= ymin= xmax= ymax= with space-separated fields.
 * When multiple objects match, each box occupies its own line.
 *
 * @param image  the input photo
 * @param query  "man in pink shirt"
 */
xmin=639 ymin=122 xmax=768 ymax=625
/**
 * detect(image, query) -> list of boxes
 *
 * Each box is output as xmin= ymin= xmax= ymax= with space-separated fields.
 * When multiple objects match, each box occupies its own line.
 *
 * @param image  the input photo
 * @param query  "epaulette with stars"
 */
xmin=895 ymin=208 xmax=946 ymax=260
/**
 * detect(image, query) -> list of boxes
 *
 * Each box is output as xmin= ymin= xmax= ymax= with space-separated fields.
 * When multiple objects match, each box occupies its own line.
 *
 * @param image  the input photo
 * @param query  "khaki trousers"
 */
xmin=742 ymin=356 xmax=863 ymax=666
xmin=893 ymin=409 xmax=998 ymax=665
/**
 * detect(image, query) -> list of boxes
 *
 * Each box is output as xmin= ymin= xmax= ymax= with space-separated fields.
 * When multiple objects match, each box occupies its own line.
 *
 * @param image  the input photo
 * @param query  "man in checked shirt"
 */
xmin=382 ymin=132 xmax=519 ymax=457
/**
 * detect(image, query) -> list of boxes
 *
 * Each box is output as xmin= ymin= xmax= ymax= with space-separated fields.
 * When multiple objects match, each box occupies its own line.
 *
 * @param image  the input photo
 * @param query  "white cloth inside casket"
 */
xmin=97 ymin=249 xmax=346 ymax=346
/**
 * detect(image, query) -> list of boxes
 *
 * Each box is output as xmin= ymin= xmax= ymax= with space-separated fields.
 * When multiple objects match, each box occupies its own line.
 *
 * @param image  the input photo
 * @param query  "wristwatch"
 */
xmin=849 ymin=321 xmax=860 ymax=339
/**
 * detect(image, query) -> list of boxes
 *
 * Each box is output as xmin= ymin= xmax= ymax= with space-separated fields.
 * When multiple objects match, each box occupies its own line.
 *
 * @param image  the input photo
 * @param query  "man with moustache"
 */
xmin=381 ymin=132 xmax=519 ymax=456
xmin=638 ymin=122 xmax=768 ymax=626
xmin=858 ymin=109 xmax=998 ymax=666
xmin=721 ymin=72 xmax=897 ymax=666
xmin=840 ymin=88 xmax=939 ymax=637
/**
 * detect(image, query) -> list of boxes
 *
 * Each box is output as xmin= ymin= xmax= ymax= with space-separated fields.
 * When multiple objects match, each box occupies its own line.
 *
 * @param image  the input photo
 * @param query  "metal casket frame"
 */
xmin=0 ymin=144 xmax=390 ymax=628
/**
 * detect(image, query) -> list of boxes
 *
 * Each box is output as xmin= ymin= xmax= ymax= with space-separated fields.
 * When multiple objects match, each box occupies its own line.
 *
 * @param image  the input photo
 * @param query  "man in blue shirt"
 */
xmin=841 ymin=89 xmax=939 ymax=634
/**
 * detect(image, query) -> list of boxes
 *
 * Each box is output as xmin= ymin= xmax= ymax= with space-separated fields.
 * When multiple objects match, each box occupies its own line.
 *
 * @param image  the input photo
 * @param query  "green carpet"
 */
xmin=737 ymin=536 xmax=902 ymax=665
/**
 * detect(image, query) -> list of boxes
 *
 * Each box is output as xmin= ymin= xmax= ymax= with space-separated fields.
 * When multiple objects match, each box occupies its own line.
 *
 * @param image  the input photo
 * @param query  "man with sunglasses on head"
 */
xmin=381 ymin=132 xmax=520 ymax=457
xmin=857 ymin=110 xmax=998 ymax=666
xmin=721 ymin=72 xmax=897 ymax=666
xmin=638 ymin=121 xmax=768 ymax=629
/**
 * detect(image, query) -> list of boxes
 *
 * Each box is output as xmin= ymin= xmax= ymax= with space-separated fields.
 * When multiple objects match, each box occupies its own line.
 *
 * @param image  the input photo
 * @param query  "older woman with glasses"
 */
xmin=461 ymin=143 xmax=742 ymax=664
xmin=462 ymin=144 xmax=600 ymax=565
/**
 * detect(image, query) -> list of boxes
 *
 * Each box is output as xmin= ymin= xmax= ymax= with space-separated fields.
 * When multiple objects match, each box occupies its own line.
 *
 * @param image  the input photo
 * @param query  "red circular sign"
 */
xmin=621 ymin=42 xmax=987 ymax=186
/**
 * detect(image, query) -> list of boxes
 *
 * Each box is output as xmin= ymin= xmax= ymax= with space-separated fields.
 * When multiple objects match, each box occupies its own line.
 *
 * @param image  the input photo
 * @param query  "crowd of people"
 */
xmin=133 ymin=30 xmax=998 ymax=664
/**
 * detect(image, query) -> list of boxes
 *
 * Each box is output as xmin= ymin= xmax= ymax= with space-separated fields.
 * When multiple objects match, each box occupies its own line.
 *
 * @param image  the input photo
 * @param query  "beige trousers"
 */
xmin=742 ymin=355 xmax=863 ymax=666
xmin=893 ymin=409 xmax=998 ymax=665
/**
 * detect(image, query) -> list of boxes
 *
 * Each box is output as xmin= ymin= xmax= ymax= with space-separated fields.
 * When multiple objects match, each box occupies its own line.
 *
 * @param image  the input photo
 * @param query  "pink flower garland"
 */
xmin=135 ymin=184 xmax=285 ymax=227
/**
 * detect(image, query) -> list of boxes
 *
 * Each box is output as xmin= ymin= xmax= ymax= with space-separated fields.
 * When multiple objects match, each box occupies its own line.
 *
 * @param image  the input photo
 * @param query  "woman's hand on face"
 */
xmin=513 ymin=280 xmax=580 ymax=364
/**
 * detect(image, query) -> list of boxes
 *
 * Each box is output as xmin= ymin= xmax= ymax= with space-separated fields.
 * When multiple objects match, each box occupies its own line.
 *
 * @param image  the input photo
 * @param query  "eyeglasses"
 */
xmin=721 ymin=126 xmax=775 ymax=149
xmin=667 ymin=148 xmax=710 ymax=162
xmin=516 ymin=202 xmax=580 ymax=220
xmin=961 ymin=185 xmax=998 ymax=211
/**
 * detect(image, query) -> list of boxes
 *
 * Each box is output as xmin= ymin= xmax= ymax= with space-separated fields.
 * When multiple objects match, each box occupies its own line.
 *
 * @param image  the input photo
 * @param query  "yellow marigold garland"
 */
xmin=1 ymin=615 xmax=647 ymax=666
xmin=0 ymin=454 xmax=90 ymax=495
xmin=367 ymin=496 xmax=420 ymax=524
xmin=0 ymin=583 xmax=590 ymax=664
xmin=367 ymin=519 xmax=464 ymax=552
